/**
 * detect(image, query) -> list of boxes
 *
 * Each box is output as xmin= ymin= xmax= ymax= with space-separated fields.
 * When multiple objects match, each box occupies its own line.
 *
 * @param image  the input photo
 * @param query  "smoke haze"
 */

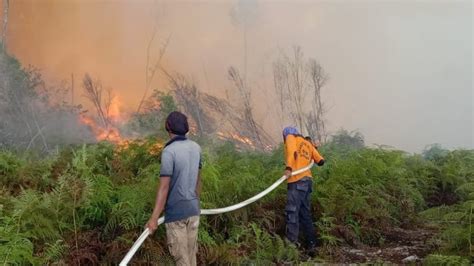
xmin=3 ymin=0 xmax=472 ymax=152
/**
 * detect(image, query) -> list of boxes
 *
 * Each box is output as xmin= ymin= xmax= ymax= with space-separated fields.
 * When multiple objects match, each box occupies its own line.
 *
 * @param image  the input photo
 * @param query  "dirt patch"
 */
xmin=331 ymin=226 xmax=438 ymax=264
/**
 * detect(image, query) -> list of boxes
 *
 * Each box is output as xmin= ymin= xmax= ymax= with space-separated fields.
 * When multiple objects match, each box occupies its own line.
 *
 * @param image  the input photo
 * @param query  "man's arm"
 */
xmin=146 ymin=176 xmax=170 ymax=234
xmin=312 ymin=146 xmax=325 ymax=166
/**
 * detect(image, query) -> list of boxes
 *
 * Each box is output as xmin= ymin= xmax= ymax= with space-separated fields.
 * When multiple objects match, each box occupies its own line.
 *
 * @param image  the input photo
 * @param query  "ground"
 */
xmin=322 ymin=226 xmax=438 ymax=264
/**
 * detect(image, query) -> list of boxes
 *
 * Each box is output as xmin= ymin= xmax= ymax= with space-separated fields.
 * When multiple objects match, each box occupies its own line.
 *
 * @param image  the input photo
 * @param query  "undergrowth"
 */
xmin=0 ymin=136 xmax=472 ymax=264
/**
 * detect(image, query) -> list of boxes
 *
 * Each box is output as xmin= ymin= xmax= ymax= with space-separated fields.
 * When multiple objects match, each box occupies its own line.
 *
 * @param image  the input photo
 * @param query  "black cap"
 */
xmin=165 ymin=111 xmax=189 ymax=135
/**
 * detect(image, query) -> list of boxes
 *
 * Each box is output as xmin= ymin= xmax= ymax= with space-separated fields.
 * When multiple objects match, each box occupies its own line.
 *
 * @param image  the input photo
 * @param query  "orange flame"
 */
xmin=108 ymin=97 xmax=123 ymax=123
xmin=79 ymin=97 xmax=127 ymax=144
xmin=79 ymin=115 xmax=122 ymax=143
xmin=216 ymin=131 xmax=257 ymax=149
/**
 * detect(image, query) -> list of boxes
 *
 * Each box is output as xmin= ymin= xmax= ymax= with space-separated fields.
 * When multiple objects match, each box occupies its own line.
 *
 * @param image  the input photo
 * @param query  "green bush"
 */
xmin=314 ymin=147 xmax=425 ymax=245
xmin=1 ymin=136 xmax=473 ymax=264
xmin=423 ymin=254 xmax=470 ymax=266
xmin=420 ymin=149 xmax=474 ymax=256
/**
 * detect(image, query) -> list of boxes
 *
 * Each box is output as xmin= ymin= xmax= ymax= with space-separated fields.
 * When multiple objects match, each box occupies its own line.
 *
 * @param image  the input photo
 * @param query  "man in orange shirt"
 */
xmin=283 ymin=126 xmax=325 ymax=252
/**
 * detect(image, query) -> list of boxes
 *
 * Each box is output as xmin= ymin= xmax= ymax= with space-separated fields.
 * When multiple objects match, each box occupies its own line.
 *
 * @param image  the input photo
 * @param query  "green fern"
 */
xmin=41 ymin=239 xmax=67 ymax=264
xmin=11 ymin=190 xmax=60 ymax=241
xmin=0 ymin=216 xmax=37 ymax=265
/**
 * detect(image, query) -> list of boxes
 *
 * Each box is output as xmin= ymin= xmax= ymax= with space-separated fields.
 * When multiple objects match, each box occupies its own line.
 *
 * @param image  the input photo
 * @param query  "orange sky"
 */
xmin=7 ymin=0 xmax=169 ymax=110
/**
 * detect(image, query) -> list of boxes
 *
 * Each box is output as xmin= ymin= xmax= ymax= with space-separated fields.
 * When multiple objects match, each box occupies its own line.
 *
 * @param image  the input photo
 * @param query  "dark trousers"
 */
xmin=285 ymin=178 xmax=317 ymax=246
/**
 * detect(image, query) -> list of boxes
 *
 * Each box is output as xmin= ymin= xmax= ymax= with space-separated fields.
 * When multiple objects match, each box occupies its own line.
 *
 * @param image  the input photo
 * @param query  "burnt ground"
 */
xmin=312 ymin=226 xmax=439 ymax=264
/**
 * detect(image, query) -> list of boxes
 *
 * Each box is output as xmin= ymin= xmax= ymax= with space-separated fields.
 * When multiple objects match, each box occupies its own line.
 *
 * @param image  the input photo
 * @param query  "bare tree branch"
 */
xmin=228 ymin=66 xmax=263 ymax=149
xmin=26 ymin=126 xmax=45 ymax=151
xmin=136 ymin=30 xmax=171 ymax=113
xmin=82 ymin=74 xmax=109 ymax=128
xmin=308 ymin=59 xmax=329 ymax=142
xmin=32 ymin=112 xmax=48 ymax=151
xmin=273 ymin=46 xmax=329 ymax=141
xmin=272 ymin=46 xmax=308 ymax=132
xmin=164 ymin=72 xmax=208 ymax=135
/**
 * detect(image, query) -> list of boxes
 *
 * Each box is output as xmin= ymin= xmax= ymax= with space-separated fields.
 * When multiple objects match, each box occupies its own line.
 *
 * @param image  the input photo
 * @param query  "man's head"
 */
xmin=165 ymin=111 xmax=189 ymax=137
xmin=282 ymin=126 xmax=299 ymax=141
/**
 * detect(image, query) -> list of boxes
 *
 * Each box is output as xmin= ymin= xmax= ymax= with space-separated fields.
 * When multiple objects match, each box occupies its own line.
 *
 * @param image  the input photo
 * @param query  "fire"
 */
xmin=216 ymin=131 xmax=256 ymax=149
xmin=79 ymin=96 xmax=127 ymax=144
xmin=79 ymin=114 xmax=124 ymax=143
xmin=216 ymin=131 xmax=274 ymax=151
xmin=229 ymin=132 xmax=254 ymax=146
xmin=108 ymin=97 xmax=123 ymax=123
xmin=78 ymin=95 xmax=269 ymax=150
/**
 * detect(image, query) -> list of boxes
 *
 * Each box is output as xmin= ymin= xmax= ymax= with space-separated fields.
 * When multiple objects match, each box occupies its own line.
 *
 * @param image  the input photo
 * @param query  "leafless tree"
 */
xmin=307 ymin=59 xmax=328 ymax=142
xmin=157 ymin=67 xmax=274 ymax=150
xmin=6 ymin=67 xmax=49 ymax=150
xmin=82 ymin=74 xmax=113 ymax=128
xmin=272 ymin=46 xmax=329 ymax=141
xmin=2 ymin=0 xmax=9 ymax=52
xmin=228 ymin=66 xmax=263 ymax=149
xmin=161 ymin=70 xmax=210 ymax=136
xmin=165 ymin=69 xmax=274 ymax=150
xmin=273 ymin=54 xmax=294 ymax=127
xmin=136 ymin=0 xmax=171 ymax=113
xmin=288 ymin=46 xmax=308 ymax=134
xmin=272 ymin=46 xmax=308 ymax=133
xmin=136 ymin=32 xmax=170 ymax=113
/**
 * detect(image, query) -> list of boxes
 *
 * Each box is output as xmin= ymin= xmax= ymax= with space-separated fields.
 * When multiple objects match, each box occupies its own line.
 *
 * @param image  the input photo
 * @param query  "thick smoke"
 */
xmin=2 ymin=0 xmax=472 ymax=152
xmin=0 ymin=50 xmax=95 ymax=151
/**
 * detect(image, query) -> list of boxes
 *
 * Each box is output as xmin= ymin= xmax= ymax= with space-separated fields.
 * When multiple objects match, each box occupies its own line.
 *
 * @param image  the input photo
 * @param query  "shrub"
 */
xmin=423 ymin=254 xmax=470 ymax=266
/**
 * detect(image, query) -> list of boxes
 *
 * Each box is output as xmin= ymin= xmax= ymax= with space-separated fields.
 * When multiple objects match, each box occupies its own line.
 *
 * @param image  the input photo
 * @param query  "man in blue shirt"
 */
xmin=146 ymin=111 xmax=202 ymax=266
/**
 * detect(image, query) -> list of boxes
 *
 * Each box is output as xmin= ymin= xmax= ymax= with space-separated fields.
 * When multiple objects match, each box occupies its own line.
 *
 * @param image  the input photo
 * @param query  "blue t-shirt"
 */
xmin=160 ymin=136 xmax=201 ymax=223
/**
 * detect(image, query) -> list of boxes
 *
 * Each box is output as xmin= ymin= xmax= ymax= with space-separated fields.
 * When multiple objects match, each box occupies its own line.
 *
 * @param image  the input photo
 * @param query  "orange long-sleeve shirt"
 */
xmin=284 ymin=134 xmax=324 ymax=183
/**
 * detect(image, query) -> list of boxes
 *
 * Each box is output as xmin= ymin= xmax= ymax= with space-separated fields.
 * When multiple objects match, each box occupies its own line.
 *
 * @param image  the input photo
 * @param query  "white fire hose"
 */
xmin=119 ymin=161 xmax=315 ymax=265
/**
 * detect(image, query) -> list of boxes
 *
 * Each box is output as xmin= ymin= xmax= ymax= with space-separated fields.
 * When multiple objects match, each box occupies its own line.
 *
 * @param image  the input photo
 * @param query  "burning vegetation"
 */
xmin=75 ymin=68 xmax=277 ymax=150
xmin=1 ymin=0 xmax=330 ymax=153
xmin=80 ymin=74 xmax=127 ymax=144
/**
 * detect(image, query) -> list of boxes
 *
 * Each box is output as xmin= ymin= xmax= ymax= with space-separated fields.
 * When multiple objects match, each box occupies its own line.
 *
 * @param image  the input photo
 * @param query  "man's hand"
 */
xmin=284 ymin=169 xmax=292 ymax=178
xmin=146 ymin=216 xmax=159 ymax=234
xmin=147 ymin=177 xmax=170 ymax=235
